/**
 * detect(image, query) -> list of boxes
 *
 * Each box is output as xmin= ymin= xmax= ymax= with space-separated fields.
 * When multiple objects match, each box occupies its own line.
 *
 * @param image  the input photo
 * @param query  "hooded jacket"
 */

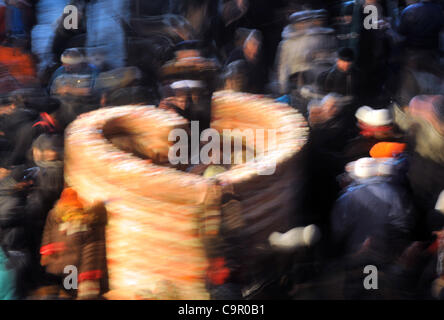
xmin=330 ymin=174 xmax=416 ymax=258
xmin=276 ymin=24 xmax=337 ymax=94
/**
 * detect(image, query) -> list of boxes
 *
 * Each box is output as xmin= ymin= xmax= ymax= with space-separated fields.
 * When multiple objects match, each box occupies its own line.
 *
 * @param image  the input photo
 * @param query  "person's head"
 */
xmin=223 ymin=60 xmax=247 ymax=91
xmin=32 ymin=134 xmax=64 ymax=162
xmin=336 ymin=48 xmax=354 ymax=72
xmin=311 ymin=9 xmax=328 ymax=27
xmin=289 ymin=10 xmax=313 ymax=30
xmin=355 ymin=106 xmax=393 ymax=138
xmin=321 ymin=93 xmax=344 ymax=118
xmin=170 ymin=80 xmax=207 ymax=110
xmin=337 ymin=1 xmax=354 ymax=25
xmin=61 ymin=48 xmax=85 ymax=73
xmin=243 ymin=30 xmax=262 ymax=63
xmin=0 ymin=96 xmax=15 ymax=115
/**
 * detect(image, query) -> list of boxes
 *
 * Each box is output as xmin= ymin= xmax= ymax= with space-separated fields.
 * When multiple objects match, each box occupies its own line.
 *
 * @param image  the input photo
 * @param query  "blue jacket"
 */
xmin=0 ymin=248 xmax=16 ymax=300
xmin=330 ymin=176 xmax=416 ymax=257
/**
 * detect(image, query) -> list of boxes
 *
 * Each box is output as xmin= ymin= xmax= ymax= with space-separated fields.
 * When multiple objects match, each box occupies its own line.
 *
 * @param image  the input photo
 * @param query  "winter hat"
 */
xmin=355 ymin=106 xmax=373 ymax=122
xmin=356 ymin=106 xmax=392 ymax=126
xmin=348 ymin=157 xmax=396 ymax=179
xmin=352 ymin=157 xmax=379 ymax=179
xmin=170 ymin=80 xmax=205 ymax=90
xmin=370 ymin=142 xmax=406 ymax=158
xmin=289 ymin=11 xmax=313 ymax=24
xmin=312 ymin=9 xmax=328 ymax=20
xmin=58 ymin=187 xmax=83 ymax=209
xmin=338 ymin=47 xmax=355 ymax=62
xmin=61 ymin=48 xmax=84 ymax=65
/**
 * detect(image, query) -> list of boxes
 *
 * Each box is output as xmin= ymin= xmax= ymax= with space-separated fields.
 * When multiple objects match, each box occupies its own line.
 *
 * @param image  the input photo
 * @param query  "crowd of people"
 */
xmin=0 ymin=0 xmax=443 ymax=300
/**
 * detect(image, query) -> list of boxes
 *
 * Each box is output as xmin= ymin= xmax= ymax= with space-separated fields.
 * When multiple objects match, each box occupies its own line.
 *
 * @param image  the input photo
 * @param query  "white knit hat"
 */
xmin=348 ymin=157 xmax=396 ymax=180
xmin=355 ymin=106 xmax=392 ymax=126
xmin=352 ymin=157 xmax=379 ymax=179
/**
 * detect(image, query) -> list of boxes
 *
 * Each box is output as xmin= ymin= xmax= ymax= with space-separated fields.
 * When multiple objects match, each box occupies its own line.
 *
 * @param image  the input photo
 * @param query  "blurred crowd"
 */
xmin=0 ymin=0 xmax=443 ymax=300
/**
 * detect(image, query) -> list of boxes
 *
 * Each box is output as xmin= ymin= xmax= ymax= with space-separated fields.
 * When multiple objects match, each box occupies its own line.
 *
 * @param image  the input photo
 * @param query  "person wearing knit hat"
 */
xmin=24 ymin=133 xmax=65 ymax=281
xmin=159 ymin=40 xmax=219 ymax=134
xmin=40 ymin=187 xmax=108 ymax=299
xmin=330 ymin=154 xmax=416 ymax=299
xmin=277 ymin=9 xmax=338 ymax=95
xmin=288 ymin=10 xmax=313 ymax=25
xmin=355 ymin=106 xmax=393 ymax=137
xmin=341 ymin=105 xmax=404 ymax=168
xmin=60 ymin=48 xmax=84 ymax=68
xmin=48 ymin=48 xmax=99 ymax=98
xmin=316 ymin=47 xmax=359 ymax=97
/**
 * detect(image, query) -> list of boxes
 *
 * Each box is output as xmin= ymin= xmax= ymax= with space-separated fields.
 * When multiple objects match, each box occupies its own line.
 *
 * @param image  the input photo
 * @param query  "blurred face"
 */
xmin=176 ymin=50 xmax=200 ymax=60
xmin=63 ymin=63 xmax=82 ymax=73
xmin=33 ymin=148 xmax=42 ymax=162
xmin=43 ymin=149 xmax=58 ymax=161
xmin=337 ymin=59 xmax=352 ymax=72
xmin=0 ymin=103 xmax=15 ymax=115
xmin=243 ymin=37 xmax=260 ymax=62
xmin=225 ymin=74 xmax=244 ymax=91
xmin=323 ymin=98 xmax=338 ymax=118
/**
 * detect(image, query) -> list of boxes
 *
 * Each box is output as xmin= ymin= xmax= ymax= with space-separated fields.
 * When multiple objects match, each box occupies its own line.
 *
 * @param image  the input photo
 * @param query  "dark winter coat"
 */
xmin=330 ymin=176 xmax=416 ymax=258
xmin=399 ymin=1 xmax=444 ymax=51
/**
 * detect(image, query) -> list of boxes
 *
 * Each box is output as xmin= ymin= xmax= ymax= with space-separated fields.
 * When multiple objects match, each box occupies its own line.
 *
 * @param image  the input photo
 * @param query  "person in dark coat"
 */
xmin=0 ymin=165 xmax=34 ymax=297
xmin=393 ymin=95 xmax=444 ymax=237
xmin=24 ymin=133 xmax=65 ymax=291
xmin=316 ymin=47 xmax=360 ymax=98
xmin=0 ymin=93 xmax=39 ymax=167
xmin=398 ymin=0 xmax=444 ymax=53
xmin=341 ymin=105 xmax=405 ymax=167
xmin=304 ymin=93 xmax=356 ymax=230
xmin=225 ymin=29 xmax=267 ymax=93
xmin=329 ymin=156 xmax=416 ymax=299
